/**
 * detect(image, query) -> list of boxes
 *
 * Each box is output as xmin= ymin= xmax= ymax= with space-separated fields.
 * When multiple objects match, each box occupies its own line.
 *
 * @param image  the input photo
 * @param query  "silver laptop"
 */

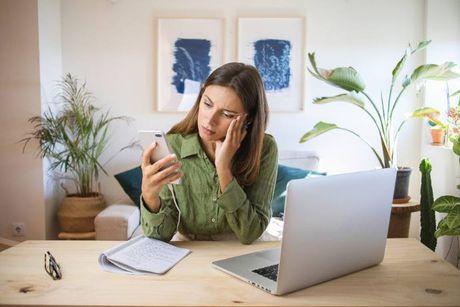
xmin=212 ymin=168 xmax=397 ymax=296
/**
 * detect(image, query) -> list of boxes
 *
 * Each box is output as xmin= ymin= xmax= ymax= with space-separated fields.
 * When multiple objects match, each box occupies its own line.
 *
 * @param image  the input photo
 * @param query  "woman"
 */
xmin=141 ymin=62 xmax=278 ymax=244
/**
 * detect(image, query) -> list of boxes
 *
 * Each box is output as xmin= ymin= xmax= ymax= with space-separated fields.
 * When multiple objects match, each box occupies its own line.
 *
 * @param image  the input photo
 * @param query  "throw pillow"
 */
xmin=114 ymin=166 xmax=142 ymax=207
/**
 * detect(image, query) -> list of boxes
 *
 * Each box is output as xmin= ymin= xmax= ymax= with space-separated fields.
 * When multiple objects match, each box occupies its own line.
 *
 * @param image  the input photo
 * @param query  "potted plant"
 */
xmin=422 ymin=84 xmax=459 ymax=146
xmin=301 ymin=40 xmax=459 ymax=202
xmin=21 ymin=74 xmax=131 ymax=234
xmin=430 ymin=124 xmax=447 ymax=145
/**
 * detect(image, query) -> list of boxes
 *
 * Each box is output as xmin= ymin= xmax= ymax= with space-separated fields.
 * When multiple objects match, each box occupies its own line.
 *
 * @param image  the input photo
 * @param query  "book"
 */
xmin=98 ymin=235 xmax=191 ymax=275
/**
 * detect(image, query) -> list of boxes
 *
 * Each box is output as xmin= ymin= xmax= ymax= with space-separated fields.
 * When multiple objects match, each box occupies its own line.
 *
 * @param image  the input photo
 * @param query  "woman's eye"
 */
xmin=203 ymin=101 xmax=212 ymax=108
xmin=222 ymin=113 xmax=234 ymax=119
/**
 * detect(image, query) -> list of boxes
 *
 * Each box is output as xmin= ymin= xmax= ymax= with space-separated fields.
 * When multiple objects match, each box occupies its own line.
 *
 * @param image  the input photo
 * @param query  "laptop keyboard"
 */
xmin=252 ymin=264 xmax=279 ymax=282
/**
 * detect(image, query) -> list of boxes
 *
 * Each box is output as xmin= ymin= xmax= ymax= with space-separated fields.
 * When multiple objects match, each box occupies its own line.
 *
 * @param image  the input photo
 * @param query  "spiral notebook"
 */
xmin=98 ymin=235 xmax=191 ymax=275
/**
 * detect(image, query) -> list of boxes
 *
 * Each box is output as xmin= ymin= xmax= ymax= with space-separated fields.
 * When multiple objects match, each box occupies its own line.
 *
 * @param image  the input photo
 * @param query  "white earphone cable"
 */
xmin=167 ymin=184 xmax=181 ymax=234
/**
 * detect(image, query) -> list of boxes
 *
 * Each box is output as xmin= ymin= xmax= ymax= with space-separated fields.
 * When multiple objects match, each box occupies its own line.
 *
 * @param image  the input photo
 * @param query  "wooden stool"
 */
xmin=58 ymin=231 xmax=96 ymax=240
xmin=387 ymin=201 xmax=420 ymax=238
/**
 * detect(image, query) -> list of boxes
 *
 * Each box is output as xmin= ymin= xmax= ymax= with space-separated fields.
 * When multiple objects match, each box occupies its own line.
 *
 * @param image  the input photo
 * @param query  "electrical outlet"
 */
xmin=12 ymin=223 xmax=25 ymax=237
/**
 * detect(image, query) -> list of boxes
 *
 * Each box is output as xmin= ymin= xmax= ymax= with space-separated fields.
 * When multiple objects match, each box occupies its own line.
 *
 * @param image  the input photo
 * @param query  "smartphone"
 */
xmin=138 ymin=130 xmax=181 ymax=185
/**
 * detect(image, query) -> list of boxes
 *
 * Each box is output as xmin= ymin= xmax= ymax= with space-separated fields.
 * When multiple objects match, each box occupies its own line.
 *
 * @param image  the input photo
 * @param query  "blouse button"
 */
xmin=211 ymin=218 xmax=216 ymax=223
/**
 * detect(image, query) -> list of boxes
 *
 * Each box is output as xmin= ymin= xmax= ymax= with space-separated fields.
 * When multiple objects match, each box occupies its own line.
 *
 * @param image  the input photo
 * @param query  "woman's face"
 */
xmin=197 ymin=85 xmax=246 ymax=142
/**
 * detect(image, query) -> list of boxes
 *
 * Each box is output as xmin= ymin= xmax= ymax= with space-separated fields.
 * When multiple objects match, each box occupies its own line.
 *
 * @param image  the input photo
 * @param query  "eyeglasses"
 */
xmin=44 ymin=251 xmax=62 ymax=280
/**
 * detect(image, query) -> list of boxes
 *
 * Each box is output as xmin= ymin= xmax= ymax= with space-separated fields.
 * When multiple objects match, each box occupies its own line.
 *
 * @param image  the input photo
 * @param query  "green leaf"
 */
xmin=308 ymin=52 xmax=321 ymax=76
xmin=411 ymin=107 xmax=440 ymax=118
xmin=450 ymin=89 xmax=460 ymax=97
xmin=411 ymin=62 xmax=460 ymax=82
xmin=435 ymin=223 xmax=460 ymax=238
xmin=392 ymin=40 xmax=431 ymax=83
xmin=453 ymin=136 xmax=460 ymax=156
xmin=300 ymin=122 xmax=338 ymax=143
xmin=435 ymin=208 xmax=460 ymax=238
xmin=392 ymin=47 xmax=410 ymax=81
xmin=432 ymin=195 xmax=460 ymax=212
xmin=410 ymin=40 xmax=431 ymax=54
xmin=401 ymin=75 xmax=411 ymax=88
xmin=445 ymin=208 xmax=460 ymax=229
xmin=327 ymin=67 xmax=366 ymax=92
xmin=307 ymin=53 xmax=365 ymax=92
xmin=313 ymin=93 xmax=365 ymax=108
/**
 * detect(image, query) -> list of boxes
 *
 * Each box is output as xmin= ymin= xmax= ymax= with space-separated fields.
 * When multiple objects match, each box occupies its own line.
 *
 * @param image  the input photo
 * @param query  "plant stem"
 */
xmin=389 ymin=85 xmax=408 ymax=122
xmin=380 ymin=91 xmax=386 ymax=124
xmin=387 ymin=82 xmax=394 ymax=124
xmin=337 ymin=127 xmax=385 ymax=168
xmin=362 ymin=91 xmax=386 ymax=138
xmin=392 ymin=119 xmax=408 ymax=161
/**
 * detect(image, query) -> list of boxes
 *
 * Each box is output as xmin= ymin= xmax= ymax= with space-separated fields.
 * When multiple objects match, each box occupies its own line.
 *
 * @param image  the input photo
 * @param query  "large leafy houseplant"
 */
xmin=21 ymin=74 xmax=131 ymax=233
xmin=22 ymin=73 xmax=129 ymax=196
xmin=301 ymin=40 xmax=459 ymax=170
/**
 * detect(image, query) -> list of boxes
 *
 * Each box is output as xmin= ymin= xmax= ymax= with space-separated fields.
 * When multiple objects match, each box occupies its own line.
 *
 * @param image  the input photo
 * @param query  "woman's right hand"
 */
xmin=141 ymin=143 xmax=182 ymax=212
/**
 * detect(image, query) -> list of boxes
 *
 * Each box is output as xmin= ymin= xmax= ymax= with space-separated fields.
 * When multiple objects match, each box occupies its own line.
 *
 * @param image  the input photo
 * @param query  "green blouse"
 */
xmin=140 ymin=133 xmax=278 ymax=244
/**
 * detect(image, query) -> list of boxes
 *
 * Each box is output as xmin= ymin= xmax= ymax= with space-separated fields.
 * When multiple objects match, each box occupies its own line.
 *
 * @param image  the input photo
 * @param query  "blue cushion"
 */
xmin=271 ymin=164 xmax=326 ymax=217
xmin=114 ymin=166 xmax=142 ymax=207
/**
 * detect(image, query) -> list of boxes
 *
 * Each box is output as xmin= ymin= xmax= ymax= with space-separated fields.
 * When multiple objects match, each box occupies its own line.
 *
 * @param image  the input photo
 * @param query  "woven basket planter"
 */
xmin=58 ymin=193 xmax=106 ymax=233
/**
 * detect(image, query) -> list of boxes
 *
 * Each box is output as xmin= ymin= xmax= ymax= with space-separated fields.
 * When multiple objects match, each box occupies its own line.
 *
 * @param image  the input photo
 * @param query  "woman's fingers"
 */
xmin=151 ymin=154 xmax=179 ymax=173
xmin=226 ymin=117 xmax=236 ymax=141
xmin=233 ymin=114 xmax=247 ymax=145
xmin=141 ymin=142 xmax=157 ymax=169
xmin=152 ymin=162 xmax=182 ymax=183
xmin=158 ymin=171 xmax=183 ymax=186
xmin=223 ymin=113 xmax=248 ymax=150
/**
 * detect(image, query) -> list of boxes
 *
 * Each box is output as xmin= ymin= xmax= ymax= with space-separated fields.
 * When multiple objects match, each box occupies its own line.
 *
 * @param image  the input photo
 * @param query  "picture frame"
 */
xmin=157 ymin=18 xmax=224 ymax=112
xmin=238 ymin=17 xmax=304 ymax=112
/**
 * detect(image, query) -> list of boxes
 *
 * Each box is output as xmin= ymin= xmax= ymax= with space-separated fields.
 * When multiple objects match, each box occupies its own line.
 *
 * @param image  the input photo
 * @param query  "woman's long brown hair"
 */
xmin=168 ymin=62 xmax=269 ymax=186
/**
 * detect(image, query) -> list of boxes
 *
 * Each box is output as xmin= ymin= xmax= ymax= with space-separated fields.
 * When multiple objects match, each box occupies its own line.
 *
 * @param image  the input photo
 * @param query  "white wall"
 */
xmin=59 ymin=0 xmax=426 ymax=209
xmin=0 ymin=0 xmax=46 ymax=241
xmin=38 ymin=0 xmax=64 ymax=240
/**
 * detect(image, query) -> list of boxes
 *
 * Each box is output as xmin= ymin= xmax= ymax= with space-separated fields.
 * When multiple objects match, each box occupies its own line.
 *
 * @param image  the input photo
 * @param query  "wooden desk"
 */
xmin=1 ymin=239 xmax=459 ymax=306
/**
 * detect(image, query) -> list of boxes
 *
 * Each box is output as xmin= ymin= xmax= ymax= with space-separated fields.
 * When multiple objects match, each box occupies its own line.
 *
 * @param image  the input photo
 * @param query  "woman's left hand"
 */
xmin=215 ymin=114 xmax=248 ymax=172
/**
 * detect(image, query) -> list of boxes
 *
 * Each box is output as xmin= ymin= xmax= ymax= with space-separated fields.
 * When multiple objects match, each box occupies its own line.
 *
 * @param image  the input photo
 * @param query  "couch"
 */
xmin=95 ymin=150 xmax=320 ymax=241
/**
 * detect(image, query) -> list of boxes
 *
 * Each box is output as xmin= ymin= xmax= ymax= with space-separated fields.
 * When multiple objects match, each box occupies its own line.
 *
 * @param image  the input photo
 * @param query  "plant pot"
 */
xmin=393 ymin=167 xmax=412 ymax=202
xmin=58 ymin=193 xmax=106 ymax=233
xmin=430 ymin=128 xmax=445 ymax=145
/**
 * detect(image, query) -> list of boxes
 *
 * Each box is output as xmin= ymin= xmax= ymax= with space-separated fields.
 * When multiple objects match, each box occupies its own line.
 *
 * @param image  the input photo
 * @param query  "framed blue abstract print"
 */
xmin=157 ymin=18 xmax=224 ymax=111
xmin=238 ymin=18 xmax=304 ymax=112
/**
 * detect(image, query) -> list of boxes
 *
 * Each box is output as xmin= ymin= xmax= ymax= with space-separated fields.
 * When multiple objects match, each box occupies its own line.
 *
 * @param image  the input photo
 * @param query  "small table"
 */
xmin=1 ymin=239 xmax=460 ymax=306
xmin=388 ymin=200 xmax=420 ymax=238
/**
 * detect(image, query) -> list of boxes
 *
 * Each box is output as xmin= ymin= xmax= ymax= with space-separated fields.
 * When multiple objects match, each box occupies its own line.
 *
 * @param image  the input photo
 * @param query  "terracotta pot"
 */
xmin=58 ymin=193 xmax=106 ymax=233
xmin=431 ymin=128 xmax=445 ymax=145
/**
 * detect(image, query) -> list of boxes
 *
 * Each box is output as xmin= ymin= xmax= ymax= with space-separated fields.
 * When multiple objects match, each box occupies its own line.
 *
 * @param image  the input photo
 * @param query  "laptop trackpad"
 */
xmin=252 ymin=248 xmax=280 ymax=263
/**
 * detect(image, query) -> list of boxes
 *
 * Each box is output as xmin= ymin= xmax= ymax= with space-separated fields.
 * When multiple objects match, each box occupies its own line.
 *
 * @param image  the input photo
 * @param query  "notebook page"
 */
xmin=106 ymin=236 xmax=191 ymax=274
